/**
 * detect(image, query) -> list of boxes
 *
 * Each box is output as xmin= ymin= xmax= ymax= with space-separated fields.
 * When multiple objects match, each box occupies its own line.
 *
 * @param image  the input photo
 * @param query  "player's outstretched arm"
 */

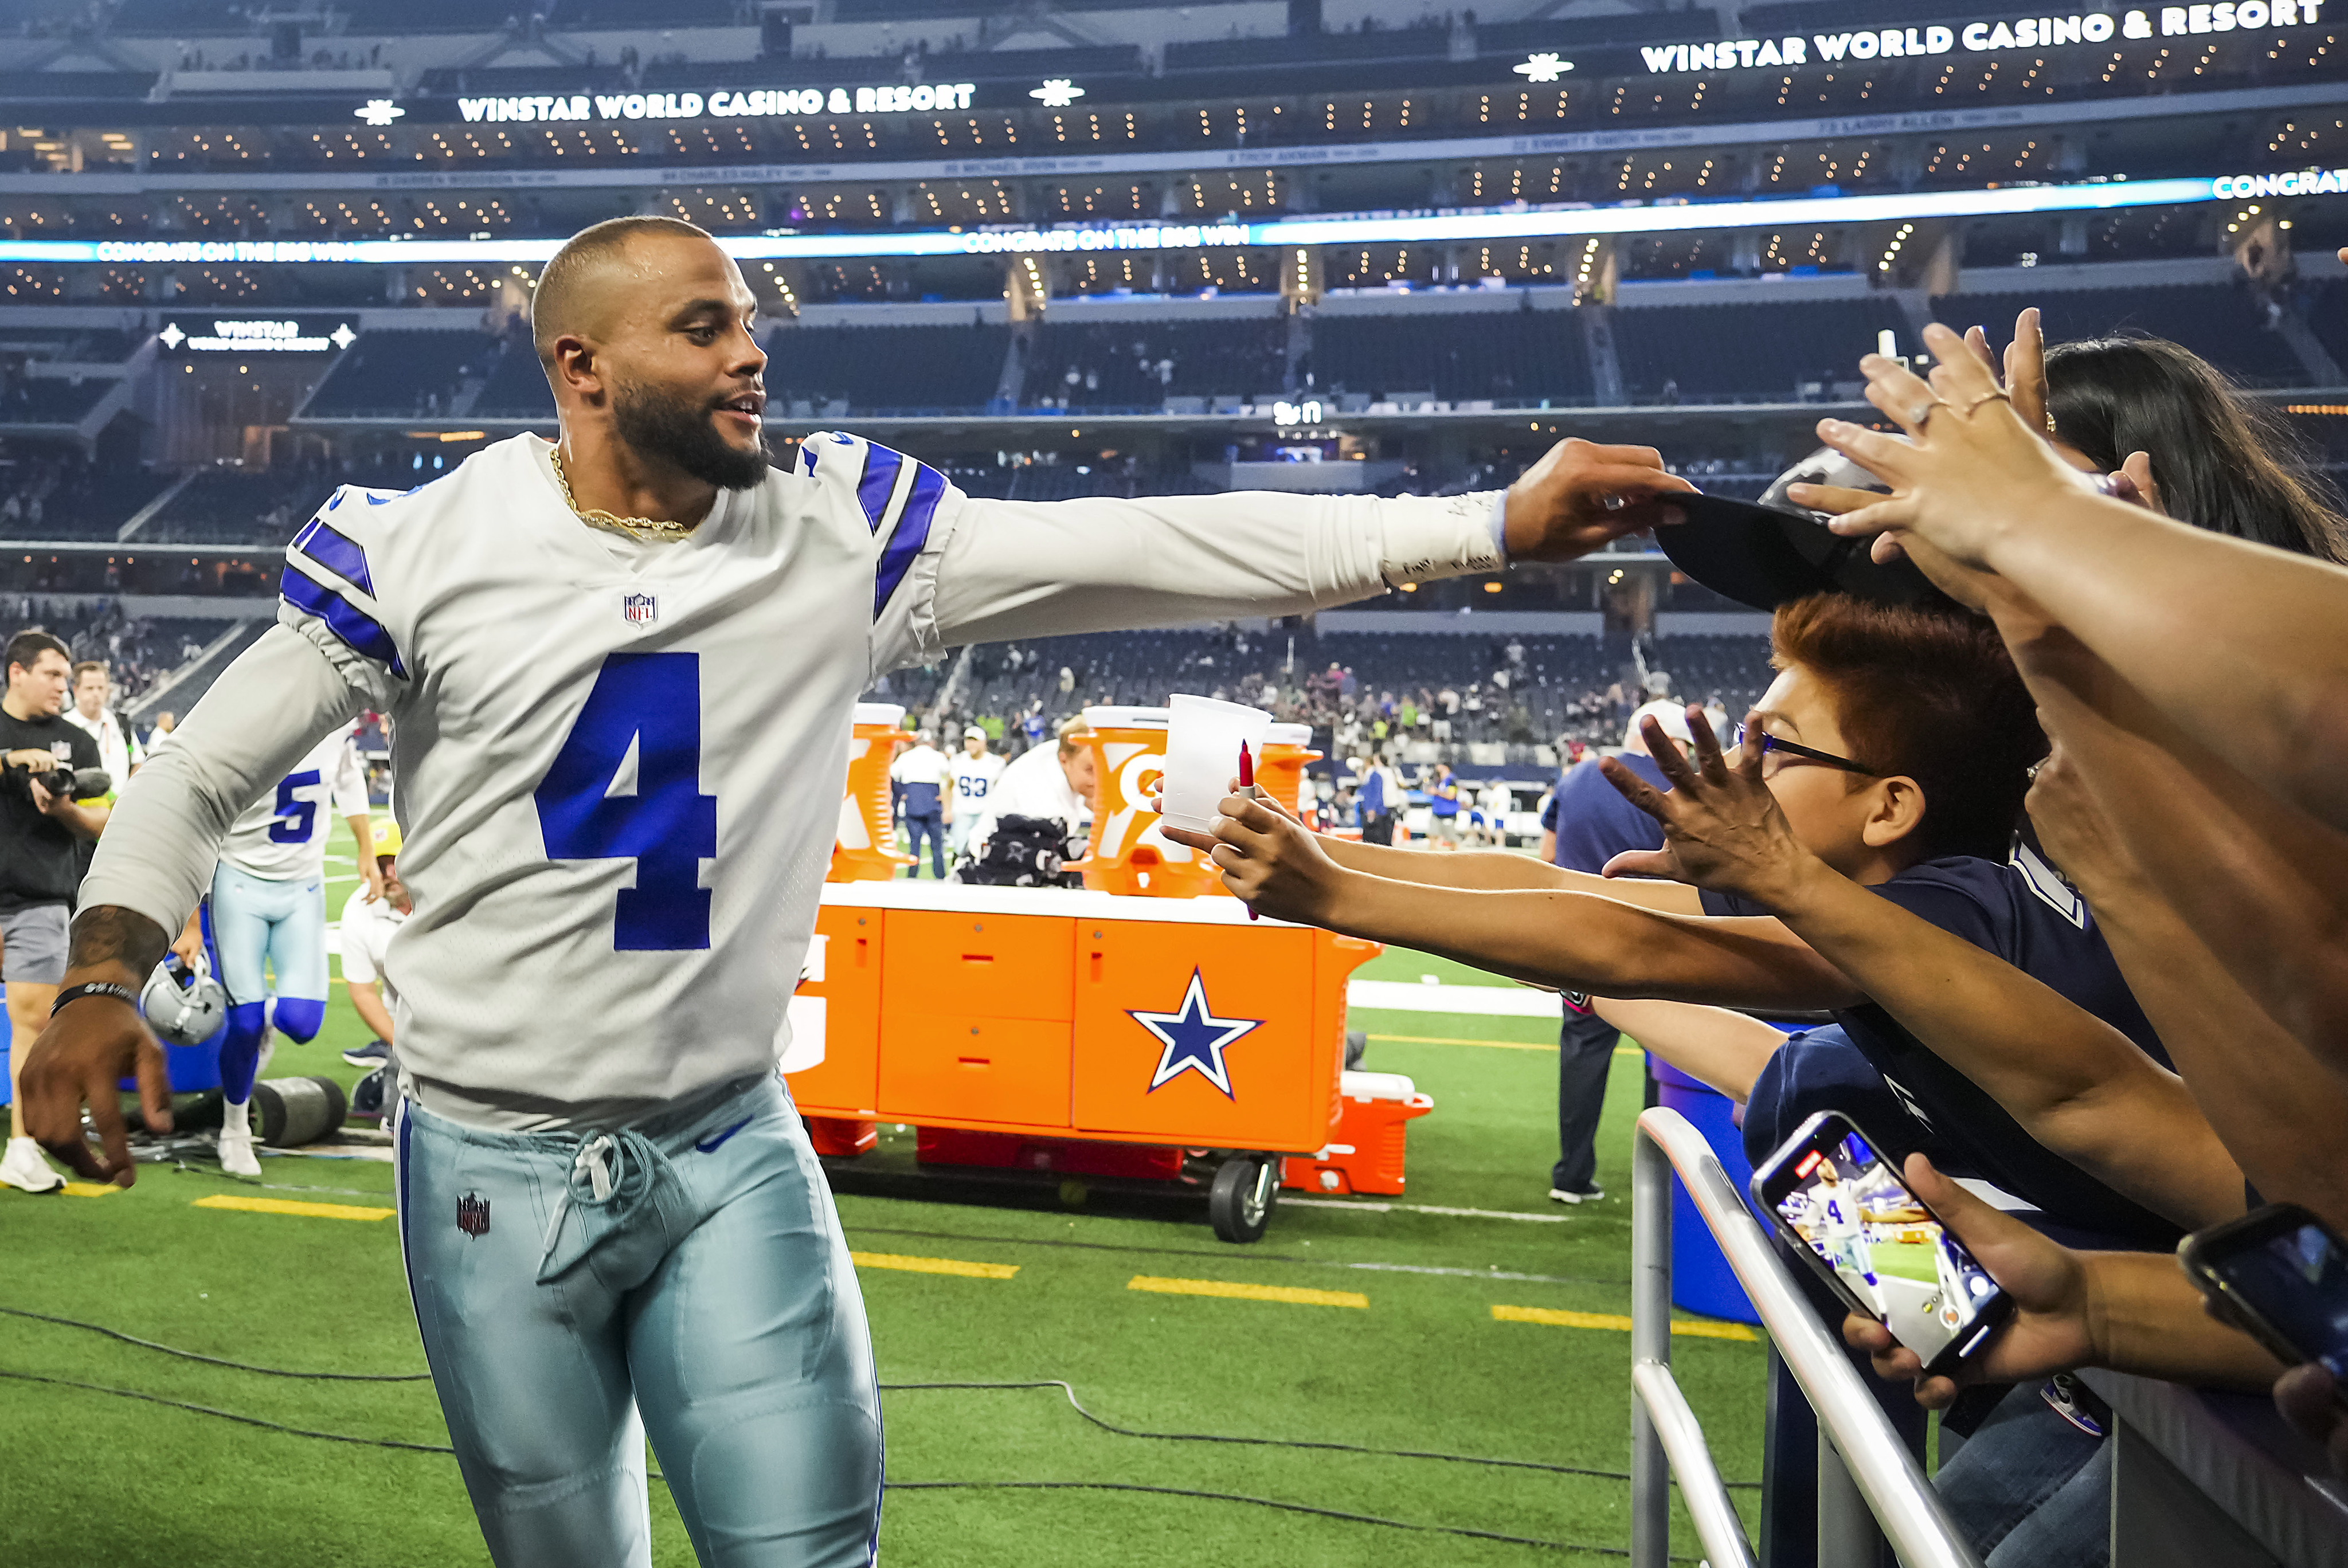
xmin=916 ymin=438 xmax=1693 ymax=653
xmin=1600 ymin=708 xmax=2245 ymax=1230
xmin=20 ymin=626 xmax=368 ymax=1186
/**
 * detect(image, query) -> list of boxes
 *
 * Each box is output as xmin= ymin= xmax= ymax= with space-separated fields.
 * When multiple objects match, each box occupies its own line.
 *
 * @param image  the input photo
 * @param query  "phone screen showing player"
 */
xmin=2189 ymin=1207 xmax=2348 ymax=1381
xmin=1752 ymin=1112 xmax=2013 ymax=1375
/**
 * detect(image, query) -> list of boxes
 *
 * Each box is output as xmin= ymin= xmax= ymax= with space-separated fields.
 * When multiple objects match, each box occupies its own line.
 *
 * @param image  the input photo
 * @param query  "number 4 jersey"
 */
xmin=85 ymin=431 xmax=1503 ymax=1130
xmin=217 ymin=726 xmax=369 ymax=882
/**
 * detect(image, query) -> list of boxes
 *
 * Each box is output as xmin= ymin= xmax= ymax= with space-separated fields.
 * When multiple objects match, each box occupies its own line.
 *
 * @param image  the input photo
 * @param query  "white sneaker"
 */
xmin=1 ymin=1136 xmax=65 ymax=1194
xmin=218 ymin=1128 xmax=262 ymax=1179
xmin=1548 ymin=1185 xmax=1605 ymax=1205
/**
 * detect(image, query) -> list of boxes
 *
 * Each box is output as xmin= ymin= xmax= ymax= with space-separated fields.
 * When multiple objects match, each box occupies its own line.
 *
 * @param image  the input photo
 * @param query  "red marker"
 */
xmin=1238 ymin=742 xmax=1260 ymax=920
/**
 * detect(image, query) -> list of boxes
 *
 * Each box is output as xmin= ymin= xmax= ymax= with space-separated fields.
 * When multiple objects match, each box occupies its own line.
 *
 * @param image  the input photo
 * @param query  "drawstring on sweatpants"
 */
xmin=537 ymin=1128 xmax=676 ymax=1276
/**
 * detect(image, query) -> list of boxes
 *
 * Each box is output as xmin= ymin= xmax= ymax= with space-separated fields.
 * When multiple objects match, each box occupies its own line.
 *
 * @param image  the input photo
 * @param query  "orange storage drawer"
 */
xmin=881 ymin=910 xmax=1074 ymax=1022
xmin=876 ymin=1015 xmax=1073 ymax=1127
xmin=785 ymin=906 xmax=883 ymax=1116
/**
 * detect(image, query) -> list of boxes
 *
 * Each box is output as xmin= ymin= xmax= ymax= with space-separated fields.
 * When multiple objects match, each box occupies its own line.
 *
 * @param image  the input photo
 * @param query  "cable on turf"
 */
xmin=0 ymin=1370 xmax=1707 ymax=1560
xmin=0 ymin=1304 xmax=432 ymax=1382
xmin=2 ymin=1304 xmax=1758 ymax=1489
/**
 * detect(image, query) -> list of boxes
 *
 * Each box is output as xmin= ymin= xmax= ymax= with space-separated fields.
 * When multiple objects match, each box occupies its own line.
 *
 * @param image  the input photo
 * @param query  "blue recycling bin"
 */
xmin=1650 ymin=1053 xmax=1762 ymax=1325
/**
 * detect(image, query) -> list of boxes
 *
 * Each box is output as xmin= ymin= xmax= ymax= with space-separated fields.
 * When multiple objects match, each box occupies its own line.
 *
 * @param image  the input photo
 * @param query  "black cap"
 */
xmin=1657 ymin=448 xmax=1950 ymax=612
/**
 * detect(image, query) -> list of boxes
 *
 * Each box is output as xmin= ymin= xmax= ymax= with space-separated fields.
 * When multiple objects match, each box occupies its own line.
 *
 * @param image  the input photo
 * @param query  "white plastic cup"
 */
xmin=1161 ymin=693 xmax=1273 ymax=834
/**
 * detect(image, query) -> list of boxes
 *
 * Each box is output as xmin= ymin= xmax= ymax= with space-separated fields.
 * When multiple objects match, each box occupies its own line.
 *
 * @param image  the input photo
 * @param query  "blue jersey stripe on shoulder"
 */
xmin=872 ymin=462 xmax=946 ymax=620
xmin=855 ymin=443 xmax=905 ymax=535
xmin=291 ymin=516 xmax=377 ymax=598
xmin=281 ymin=563 xmax=407 ymax=679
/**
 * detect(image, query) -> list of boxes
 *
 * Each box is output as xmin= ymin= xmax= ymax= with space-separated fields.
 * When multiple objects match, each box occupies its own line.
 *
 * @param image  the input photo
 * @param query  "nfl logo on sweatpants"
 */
xmin=456 ymin=1192 xmax=491 ymax=1237
xmin=621 ymin=591 xmax=659 ymax=626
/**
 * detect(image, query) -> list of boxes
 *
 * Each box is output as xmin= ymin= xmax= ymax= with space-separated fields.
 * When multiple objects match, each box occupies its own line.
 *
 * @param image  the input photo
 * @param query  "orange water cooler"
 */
xmin=829 ymin=702 xmax=914 ymax=883
xmin=1069 ymin=705 xmax=1222 ymax=897
xmin=1259 ymin=721 xmax=1320 ymax=821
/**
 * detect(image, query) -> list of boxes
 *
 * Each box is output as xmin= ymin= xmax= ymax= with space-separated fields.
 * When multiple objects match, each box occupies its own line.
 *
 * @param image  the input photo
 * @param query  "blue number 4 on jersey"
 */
xmin=535 ymin=653 xmax=720 ymax=951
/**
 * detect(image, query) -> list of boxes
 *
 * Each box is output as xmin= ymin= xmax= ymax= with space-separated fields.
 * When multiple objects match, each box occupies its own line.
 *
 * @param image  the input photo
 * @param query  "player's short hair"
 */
xmin=533 ymin=215 xmax=717 ymax=370
xmin=1771 ymin=593 xmax=2045 ymax=863
xmin=5 ymin=628 xmax=70 ymax=680
xmin=71 ymin=658 xmax=107 ymax=684
xmin=1055 ymin=716 xmax=1094 ymax=758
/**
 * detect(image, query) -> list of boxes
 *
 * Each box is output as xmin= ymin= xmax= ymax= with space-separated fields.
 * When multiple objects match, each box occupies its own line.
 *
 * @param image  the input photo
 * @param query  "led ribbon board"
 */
xmin=0 ymin=171 xmax=2316 ymax=266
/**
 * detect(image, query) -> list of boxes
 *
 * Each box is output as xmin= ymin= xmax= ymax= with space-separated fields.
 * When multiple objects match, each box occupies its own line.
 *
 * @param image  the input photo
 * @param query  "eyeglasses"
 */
xmin=1731 ymin=723 xmax=1877 ymax=778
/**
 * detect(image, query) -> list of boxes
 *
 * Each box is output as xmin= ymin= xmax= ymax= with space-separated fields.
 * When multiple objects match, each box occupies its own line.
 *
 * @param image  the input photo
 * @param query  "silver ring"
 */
xmin=1600 ymin=493 xmax=1626 ymax=513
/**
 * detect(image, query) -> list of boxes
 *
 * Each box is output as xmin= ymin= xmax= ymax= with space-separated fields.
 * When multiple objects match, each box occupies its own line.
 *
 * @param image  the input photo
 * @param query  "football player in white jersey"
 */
xmin=204 ymin=722 xmax=381 ymax=1177
xmin=947 ymin=723 xmax=1003 ymax=856
xmin=21 ymin=216 xmax=1690 ymax=1568
xmin=1792 ymin=1159 xmax=1884 ymax=1311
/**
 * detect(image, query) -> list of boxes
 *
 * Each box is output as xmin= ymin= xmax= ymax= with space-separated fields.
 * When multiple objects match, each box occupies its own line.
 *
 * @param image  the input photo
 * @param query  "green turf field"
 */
xmin=0 ymin=825 xmax=1771 ymax=1565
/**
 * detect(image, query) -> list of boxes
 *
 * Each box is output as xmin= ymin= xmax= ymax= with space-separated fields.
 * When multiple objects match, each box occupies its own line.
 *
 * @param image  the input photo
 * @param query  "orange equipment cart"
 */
xmin=784 ymin=880 xmax=1403 ymax=1241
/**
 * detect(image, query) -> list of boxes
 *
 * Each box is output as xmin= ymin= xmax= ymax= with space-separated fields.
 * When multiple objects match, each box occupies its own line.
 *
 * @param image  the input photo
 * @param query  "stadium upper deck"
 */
xmin=2 ymin=0 xmax=2339 ymax=212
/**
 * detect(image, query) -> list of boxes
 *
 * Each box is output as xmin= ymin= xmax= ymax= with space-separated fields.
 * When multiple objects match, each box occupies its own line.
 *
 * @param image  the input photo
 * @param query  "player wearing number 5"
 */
xmin=204 ymin=723 xmax=381 ymax=1177
xmin=21 ymin=216 xmax=1692 ymax=1568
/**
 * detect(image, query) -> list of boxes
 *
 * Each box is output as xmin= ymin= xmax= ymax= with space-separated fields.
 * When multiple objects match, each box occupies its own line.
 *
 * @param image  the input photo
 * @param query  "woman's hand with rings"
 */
xmin=1795 ymin=322 xmax=2100 ymax=573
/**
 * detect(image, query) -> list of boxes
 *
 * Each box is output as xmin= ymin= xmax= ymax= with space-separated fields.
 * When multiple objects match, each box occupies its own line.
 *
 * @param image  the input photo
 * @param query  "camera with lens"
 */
xmin=2 ymin=747 xmax=109 ymax=802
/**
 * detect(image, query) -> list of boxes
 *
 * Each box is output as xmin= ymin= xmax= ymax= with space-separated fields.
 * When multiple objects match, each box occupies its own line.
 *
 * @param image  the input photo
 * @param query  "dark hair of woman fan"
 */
xmin=2042 ymin=334 xmax=2348 ymax=563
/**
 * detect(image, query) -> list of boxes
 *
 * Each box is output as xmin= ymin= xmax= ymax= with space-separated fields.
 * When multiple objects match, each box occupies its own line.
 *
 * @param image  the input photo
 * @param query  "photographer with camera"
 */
xmin=0 ymin=629 xmax=111 ymax=1194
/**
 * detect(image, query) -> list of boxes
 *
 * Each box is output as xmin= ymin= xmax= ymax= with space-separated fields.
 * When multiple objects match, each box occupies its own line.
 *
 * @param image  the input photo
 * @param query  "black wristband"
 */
xmin=52 ymin=981 xmax=140 ymax=1016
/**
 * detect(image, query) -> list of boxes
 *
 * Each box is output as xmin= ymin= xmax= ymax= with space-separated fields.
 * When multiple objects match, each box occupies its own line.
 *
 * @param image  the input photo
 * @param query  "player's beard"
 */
xmin=610 ymin=377 xmax=770 ymax=491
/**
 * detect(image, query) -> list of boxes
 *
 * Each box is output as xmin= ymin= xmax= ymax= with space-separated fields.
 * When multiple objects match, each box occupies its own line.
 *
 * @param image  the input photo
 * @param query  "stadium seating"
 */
xmin=1931 ymin=284 xmax=2307 ymax=387
xmin=765 ymin=322 xmax=1009 ymax=415
xmin=0 ymin=448 xmax=173 ymax=540
xmin=302 ymin=330 xmax=504 ymax=419
xmin=1611 ymin=297 xmax=1912 ymax=404
xmin=2304 ymin=277 xmax=2348 ymax=378
xmin=137 ymin=465 xmax=379 ymax=545
xmin=469 ymin=340 xmax=559 ymax=421
xmin=1308 ymin=309 xmax=1595 ymax=405
xmin=1026 ymin=317 xmax=1288 ymax=413
xmin=1649 ymin=636 xmax=1777 ymax=716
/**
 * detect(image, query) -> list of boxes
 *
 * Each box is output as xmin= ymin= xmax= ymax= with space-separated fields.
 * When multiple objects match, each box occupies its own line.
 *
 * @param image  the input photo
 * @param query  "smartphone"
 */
xmin=2179 ymin=1204 xmax=2348 ymax=1395
xmin=1751 ymin=1111 xmax=2016 ymax=1378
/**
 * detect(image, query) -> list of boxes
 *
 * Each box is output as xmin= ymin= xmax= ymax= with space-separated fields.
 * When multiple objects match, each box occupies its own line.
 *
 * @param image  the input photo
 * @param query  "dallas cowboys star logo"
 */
xmin=1129 ymin=969 xmax=1260 ymax=1100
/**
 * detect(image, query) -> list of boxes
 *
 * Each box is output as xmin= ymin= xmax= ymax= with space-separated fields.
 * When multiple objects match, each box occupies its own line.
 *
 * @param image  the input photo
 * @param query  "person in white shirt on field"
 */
xmin=61 ymin=660 xmax=140 ymax=791
xmin=18 ymin=215 xmax=1688 ymax=1566
xmin=965 ymin=716 xmax=1098 ymax=860
xmin=947 ymin=723 xmax=1004 ymax=857
xmin=339 ymin=816 xmax=409 ymax=1072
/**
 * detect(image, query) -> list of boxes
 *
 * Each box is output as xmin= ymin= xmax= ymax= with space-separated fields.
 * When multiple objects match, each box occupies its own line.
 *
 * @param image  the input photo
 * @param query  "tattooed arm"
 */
xmin=21 ymin=628 xmax=367 ymax=1185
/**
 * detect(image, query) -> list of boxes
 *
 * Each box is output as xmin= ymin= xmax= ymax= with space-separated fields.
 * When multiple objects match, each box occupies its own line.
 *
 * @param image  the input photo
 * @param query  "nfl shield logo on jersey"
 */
xmin=456 ymin=1192 xmax=491 ymax=1238
xmin=620 ymin=591 xmax=659 ymax=626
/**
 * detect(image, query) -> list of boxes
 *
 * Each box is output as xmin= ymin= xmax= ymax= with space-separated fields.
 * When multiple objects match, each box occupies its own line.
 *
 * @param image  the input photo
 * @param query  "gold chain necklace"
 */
xmin=549 ymin=447 xmax=697 ymax=542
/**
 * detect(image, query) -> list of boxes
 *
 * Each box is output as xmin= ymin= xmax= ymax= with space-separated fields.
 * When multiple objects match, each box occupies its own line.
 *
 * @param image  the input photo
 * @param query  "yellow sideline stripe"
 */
xmin=850 ymin=1251 xmax=1018 ymax=1280
xmin=1364 ymin=1032 xmax=1552 ymax=1050
xmin=1128 ymin=1275 xmax=1368 ymax=1310
xmin=1490 ymin=1304 xmax=1759 ymax=1342
xmin=193 ymin=1194 xmax=394 ymax=1222
xmin=61 ymin=1182 xmax=120 ymax=1198
xmin=1361 ymin=1033 xmax=1646 ymax=1059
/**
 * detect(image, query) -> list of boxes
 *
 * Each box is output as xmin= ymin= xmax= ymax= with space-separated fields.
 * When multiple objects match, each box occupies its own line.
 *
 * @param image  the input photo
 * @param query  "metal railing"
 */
xmin=1631 ymin=1106 xmax=1985 ymax=1568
